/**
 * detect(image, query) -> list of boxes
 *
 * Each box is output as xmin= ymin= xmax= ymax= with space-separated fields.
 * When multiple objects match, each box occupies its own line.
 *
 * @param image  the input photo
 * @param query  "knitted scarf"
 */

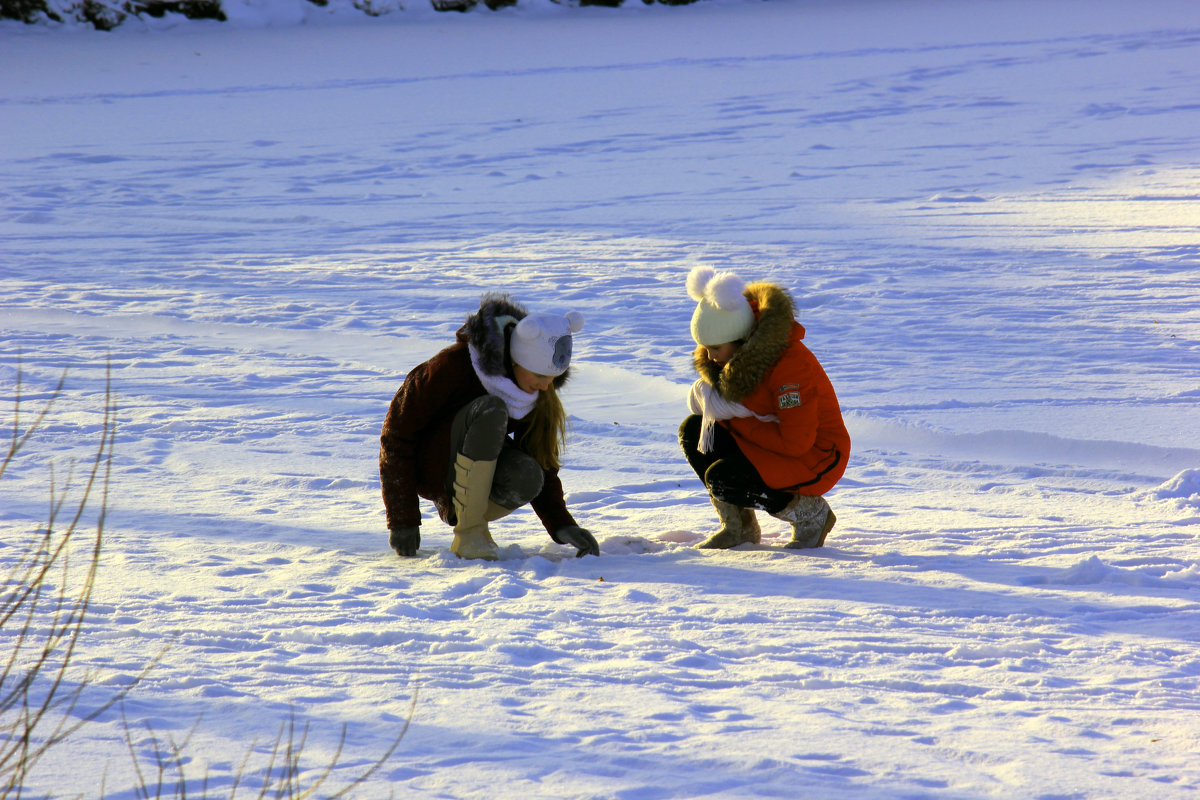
xmin=688 ymin=379 xmax=776 ymax=453
xmin=469 ymin=343 xmax=537 ymax=420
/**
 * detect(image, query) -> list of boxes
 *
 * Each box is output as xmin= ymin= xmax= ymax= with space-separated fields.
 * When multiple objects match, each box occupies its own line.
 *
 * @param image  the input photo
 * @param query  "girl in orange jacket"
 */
xmin=679 ymin=267 xmax=850 ymax=549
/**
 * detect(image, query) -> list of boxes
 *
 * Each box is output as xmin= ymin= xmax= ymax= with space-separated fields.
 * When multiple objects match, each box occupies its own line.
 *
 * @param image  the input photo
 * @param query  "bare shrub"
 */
xmin=0 ymin=364 xmax=144 ymax=796
xmin=122 ymin=703 xmax=412 ymax=799
xmin=1 ymin=364 xmax=411 ymax=797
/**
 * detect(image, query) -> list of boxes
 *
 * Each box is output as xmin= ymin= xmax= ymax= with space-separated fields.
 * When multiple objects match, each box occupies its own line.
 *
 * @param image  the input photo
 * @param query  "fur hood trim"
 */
xmin=693 ymin=282 xmax=799 ymax=403
xmin=457 ymin=293 xmax=571 ymax=388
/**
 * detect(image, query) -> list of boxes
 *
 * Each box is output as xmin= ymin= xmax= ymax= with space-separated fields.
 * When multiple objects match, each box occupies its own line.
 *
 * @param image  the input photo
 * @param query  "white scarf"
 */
xmin=469 ymin=343 xmax=538 ymax=420
xmin=688 ymin=379 xmax=777 ymax=453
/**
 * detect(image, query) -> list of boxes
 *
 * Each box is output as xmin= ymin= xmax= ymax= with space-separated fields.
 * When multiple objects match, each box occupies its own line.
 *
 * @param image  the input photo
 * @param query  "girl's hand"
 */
xmin=555 ymin=526 xmax=599 ymax=558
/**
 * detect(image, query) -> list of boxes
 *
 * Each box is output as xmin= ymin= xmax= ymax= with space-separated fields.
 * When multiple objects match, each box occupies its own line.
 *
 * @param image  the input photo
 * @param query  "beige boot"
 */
xmin=697 ymin=497 xmax=761 ymax=549
xmin=773 ymin=494 xmax=836 ymax=549
xmin=485 ymin=501 xmax=515 ymax=522
xmin=450 ymin=453 xmax=500 ymax=560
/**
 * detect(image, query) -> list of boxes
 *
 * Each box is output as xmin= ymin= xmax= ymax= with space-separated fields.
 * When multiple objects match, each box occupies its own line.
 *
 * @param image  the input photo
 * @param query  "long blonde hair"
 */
xmin=520 ymin=382 xmax=568 ymax=471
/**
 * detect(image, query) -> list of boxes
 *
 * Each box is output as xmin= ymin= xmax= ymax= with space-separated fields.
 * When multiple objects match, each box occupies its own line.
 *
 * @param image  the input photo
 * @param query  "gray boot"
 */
xmin=698 ymin=497 xmax=761 ymax=549
xmin=772 ymin=494 xmax=836 ymax=549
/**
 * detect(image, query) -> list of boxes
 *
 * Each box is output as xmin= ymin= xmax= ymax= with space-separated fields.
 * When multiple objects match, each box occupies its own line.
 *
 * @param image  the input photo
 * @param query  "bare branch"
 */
xmin=2 ymin=362 xmax=415 ymax=798
xmin=0 ymin=362 xmax=128 ymax=798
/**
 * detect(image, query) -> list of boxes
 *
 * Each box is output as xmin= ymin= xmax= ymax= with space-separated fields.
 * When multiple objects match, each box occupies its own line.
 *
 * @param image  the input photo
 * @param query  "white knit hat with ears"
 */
xmin=511 ymin=311 xmax=585 ymax=377
xmin=687 ymin=266 xmax=754 ymax=346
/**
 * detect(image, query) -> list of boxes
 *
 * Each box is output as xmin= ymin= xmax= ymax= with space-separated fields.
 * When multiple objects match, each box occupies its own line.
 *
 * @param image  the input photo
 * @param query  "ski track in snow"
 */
xmin=2 ymin=1 xmax=1200 ymax=797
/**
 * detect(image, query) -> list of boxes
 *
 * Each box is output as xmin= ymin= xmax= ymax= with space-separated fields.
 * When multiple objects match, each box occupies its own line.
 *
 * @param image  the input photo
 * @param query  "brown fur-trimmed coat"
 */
xmin=692 ymin=282 xmax=850 ymax=496
xmin=379 ymin=295 xmax=577 ymax=535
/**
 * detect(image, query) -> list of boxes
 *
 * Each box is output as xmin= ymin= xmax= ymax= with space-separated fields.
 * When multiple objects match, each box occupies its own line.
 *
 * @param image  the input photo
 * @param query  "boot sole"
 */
xmin=451 ymin=546 xmax=500 ymax=561
xmin=454 ymin=552 xmax=499 ymax=561
xmin=698 ymin=530 xmax=761 ymax=549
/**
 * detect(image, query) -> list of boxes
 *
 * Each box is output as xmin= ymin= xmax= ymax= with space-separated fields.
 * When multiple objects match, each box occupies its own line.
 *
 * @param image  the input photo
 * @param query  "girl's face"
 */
xmin=704 ymin=342 xmax=740 ymax=366
xmin=514 ymin=364 xmax=554 ymax=394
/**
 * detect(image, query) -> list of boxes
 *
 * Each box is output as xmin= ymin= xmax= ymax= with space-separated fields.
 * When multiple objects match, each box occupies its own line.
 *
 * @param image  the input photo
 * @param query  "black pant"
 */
xmin=678 ymin=414 xmax=792 ymax=514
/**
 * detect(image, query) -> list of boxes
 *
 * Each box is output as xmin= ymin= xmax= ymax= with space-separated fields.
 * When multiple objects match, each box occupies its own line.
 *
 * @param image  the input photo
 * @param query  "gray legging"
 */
xmin=447 ymin=394 xmax=544 ymax=513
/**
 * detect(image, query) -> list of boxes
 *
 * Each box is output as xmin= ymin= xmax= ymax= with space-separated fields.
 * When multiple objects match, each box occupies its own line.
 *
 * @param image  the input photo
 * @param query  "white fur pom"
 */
xmin=706 ymin=271 xmax=747 ymax=311
xmin=686 ymin=266 xmax=716 ymax=301
xmin=565 ymin=310 xmax=584 ymax=333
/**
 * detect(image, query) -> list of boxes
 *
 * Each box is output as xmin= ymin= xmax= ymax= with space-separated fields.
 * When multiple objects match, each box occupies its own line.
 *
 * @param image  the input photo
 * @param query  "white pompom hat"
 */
xmin=687 ymin=266 xmax=754 ymax=346
xmin=511 ymin=311 xmax=585 ymax=376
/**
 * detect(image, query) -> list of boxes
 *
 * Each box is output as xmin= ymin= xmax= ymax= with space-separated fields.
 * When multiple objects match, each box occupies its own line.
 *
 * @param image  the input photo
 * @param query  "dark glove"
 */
xmin=389 ymin=526 xmax=420 ymax=557
xmin=555 ymin=525 xmax=599 ymax=558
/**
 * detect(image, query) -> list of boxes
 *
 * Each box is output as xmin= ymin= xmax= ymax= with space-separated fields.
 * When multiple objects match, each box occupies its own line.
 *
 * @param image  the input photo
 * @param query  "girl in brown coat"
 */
xmin=679 ymin=267 xmax=850 ymax=549
xmin=380 ymin=294 xmax=599 ymax=561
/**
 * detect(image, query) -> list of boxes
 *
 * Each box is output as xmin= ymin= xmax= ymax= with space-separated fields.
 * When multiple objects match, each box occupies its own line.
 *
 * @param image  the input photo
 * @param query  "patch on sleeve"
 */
xmin=777 ymin=383 xmax=803 ymax=409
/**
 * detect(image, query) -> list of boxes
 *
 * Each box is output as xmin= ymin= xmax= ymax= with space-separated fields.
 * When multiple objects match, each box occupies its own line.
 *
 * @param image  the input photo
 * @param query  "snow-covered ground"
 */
xmin=2 ymin=0 xmax=1199 ymax=796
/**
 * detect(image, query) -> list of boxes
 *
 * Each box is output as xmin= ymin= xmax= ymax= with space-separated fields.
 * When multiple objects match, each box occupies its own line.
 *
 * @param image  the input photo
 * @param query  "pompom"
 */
xmin=706 ymin=271 xmax=747 ymax=311
xmin=565 ymin=310 xmax=585 ymax=333
xmin=686 ymin=266 xmax=716 ymax=301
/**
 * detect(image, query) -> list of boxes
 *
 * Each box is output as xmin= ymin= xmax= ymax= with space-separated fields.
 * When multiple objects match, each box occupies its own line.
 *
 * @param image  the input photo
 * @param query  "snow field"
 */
xmin=2 ymin=0 xmax=1200 ymax=797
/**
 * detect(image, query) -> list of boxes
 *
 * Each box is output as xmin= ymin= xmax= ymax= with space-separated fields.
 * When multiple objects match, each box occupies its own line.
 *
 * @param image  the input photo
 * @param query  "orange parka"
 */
xmin=693 ymin=282 xmax=850 ymax=496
